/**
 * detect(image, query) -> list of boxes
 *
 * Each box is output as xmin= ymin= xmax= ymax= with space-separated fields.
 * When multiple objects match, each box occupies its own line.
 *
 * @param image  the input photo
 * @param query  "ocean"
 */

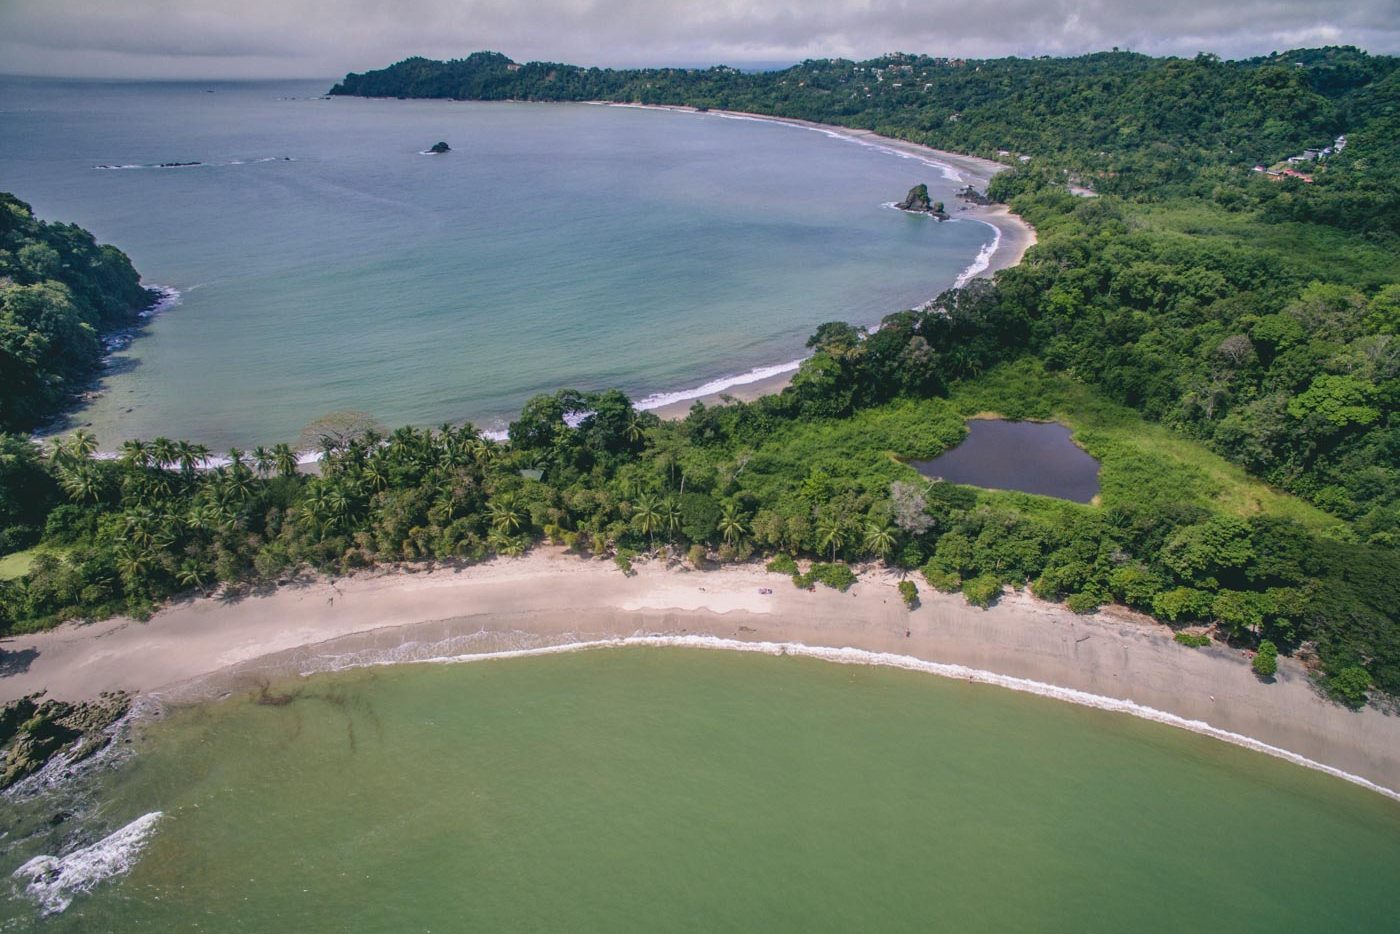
xmin=3 ymin=648 xmax=1397 ymax=930
xmin=0 ymin=77 xmax=992 ymax=449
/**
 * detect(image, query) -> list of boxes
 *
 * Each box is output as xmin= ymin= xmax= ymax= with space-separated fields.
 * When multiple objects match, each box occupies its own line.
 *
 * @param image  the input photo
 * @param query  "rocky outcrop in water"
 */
xmin=0 ymin=692 xmax=131 ymax=790
xmin=896 ymin=184 xmax=947 ymax=219
xmin=957 ymin=185 xmax=992 ymax=205
xmin=428 ymin=141 xmax=451 ymax=154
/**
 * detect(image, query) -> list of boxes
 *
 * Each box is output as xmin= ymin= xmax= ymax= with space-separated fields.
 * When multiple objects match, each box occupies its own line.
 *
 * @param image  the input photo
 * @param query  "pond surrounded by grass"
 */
xmin=913 ymin=419 xmax=1100 ymax=502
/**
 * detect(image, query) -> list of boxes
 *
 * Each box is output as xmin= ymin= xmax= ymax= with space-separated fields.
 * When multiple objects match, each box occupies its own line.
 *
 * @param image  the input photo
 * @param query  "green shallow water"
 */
xmin=5 ymin=648 xmax=1399 ymax=931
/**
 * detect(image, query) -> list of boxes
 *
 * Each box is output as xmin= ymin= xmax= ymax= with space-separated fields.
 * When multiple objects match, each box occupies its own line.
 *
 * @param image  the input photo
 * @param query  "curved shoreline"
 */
xmin=606 ymin=102 xmax=1037 ymax=418
xmin=4 ymin=551 xmax=1398 ymax=800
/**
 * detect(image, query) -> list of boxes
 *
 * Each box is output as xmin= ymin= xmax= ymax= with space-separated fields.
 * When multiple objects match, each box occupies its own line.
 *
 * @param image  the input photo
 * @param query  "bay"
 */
xmin=0 ymin=78 xmax=990 ymax=448
xmin=3 ymin=648 xmax=1396 ymax=931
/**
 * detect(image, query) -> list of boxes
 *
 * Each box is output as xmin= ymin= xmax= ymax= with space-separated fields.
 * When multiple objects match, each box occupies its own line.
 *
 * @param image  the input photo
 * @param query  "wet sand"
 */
xmin=4 ymin=550 xmax=1397 ymax=796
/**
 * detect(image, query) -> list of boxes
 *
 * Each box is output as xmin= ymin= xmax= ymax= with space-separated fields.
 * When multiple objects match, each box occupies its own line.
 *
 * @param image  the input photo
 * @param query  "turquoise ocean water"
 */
xmin=0 ymin=77 xmax=990 ymax=449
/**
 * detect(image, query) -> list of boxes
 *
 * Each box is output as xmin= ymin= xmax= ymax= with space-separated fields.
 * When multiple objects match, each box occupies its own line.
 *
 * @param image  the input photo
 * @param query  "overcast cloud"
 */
xmin=1 ymin=0 xmax=1396 ymax=79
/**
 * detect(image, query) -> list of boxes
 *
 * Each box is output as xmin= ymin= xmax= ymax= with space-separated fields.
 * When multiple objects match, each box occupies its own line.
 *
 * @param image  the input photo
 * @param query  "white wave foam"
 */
xmin=13 ymin=811 xmax=163 ymax=916
xmin=634 ymin=359 xmax=804 ymax=412
xmin=952 ymin=219 xmax=1002 ymax=288
xmin=331 ymin=634 xmax=1400 ymax=803
xmin=140 ymin=284 xmax=182 ymax=318
xmin=94 ymin=157 xmax=293 ymax=170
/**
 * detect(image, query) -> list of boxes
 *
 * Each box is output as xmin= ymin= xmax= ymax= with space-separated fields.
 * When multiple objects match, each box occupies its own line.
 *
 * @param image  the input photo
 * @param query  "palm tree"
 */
xmin=863 ymin=521 xmax=897 ymax=562
xmin=151 ymin=437 xmax=177 ymax=470
xmin=176 ymin=558 xmax=209 ymax=591
xmin=119 ymin=439 xmax=152 ymax=471
xmin=362 ymin=457 xmax=390 ymax=492
xmin=69 ymin=429 xmax=98 ymax=459
xmin=662 ymin=497 xmax=682 ymax=543
xmin=488 ymin=496 xmax=524 ymax=535
xmin=817 ymin=514 xmax=846 ymax=564
xmin=631 ymin=493 xmax=664 ymax=552
xmin=58 ymin=464 xmax=103 ymax=503
xmin=175 ymin=441 xmax=208 ymax=477
xmin=625 ymin=412 xmax=645 ymax=445
xmin=272 ymin=443 xmax=299 ymax=478
xmin=226 ymin=448 xmax=246 ymax=472
xmin=114 ymin=545 xmax=153 ymax=585
xmin=718 ymin=502 xmax=747 ymax=546
xmin=251 ymin=445 xmax=274 ymax=478
xmin=124 ymin=508 xmax=159 ymax=549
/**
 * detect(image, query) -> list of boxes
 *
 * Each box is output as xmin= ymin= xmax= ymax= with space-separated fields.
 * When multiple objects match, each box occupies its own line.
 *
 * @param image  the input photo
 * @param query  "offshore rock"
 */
xmin=896 ymin=183 xmax=948 ymax=219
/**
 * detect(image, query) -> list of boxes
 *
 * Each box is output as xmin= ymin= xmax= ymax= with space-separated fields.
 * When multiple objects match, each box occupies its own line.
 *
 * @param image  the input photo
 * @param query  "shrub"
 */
xmin=962 ymin=574 xmax=1002 ymax=608
xmin=1327 ymin=666 xmax=1371 ymax=708
xmin=766 ymin=553 xmax=799 ymax=576
xmin=898 ymin=579 xmax=918 ymax=609
xmin=921 ymin=562 xmax=961 ymax=593
xmin=799 ymin=562 xmax=858 ymax=592
xmin=1065 ymin=591 xmax=1102 ymax=614
xmin=686 ymin=544 xmax=707 ymax=569
xmin=1174 ymin=632 xmax=1211 ymax=648
xmin=1252 ymin=640 xmax=1278 ymax=678
xmin=614 ymin=552 xmax=635 ymax=576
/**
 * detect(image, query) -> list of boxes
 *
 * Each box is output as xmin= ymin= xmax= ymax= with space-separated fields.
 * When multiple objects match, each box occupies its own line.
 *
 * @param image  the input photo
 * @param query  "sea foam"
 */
xmin=319 ymin=634 xmax=1400 ymax=804
xmin=12 ymin=811 xmax=163 ymax=916
xmin=952 ymin=220 xmax=1002 ymax=288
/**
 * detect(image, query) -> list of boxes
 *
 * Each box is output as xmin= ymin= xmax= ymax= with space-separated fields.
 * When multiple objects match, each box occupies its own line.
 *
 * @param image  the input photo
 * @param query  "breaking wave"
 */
xmin=12 ymin=812 xmax=163 ymax=917
xmin=294 ymin=633 xmax=1400 ymax=804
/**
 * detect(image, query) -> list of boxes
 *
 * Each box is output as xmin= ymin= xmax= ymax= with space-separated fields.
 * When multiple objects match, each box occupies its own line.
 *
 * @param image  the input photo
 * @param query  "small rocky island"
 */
xmin=896 ymin=183 xmax=948 ymax=219
xmin=428 ymin=141 xmax=451 ymax=154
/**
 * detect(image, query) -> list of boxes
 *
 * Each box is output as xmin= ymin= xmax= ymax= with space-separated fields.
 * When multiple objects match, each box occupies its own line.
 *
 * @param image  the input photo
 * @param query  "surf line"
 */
xmin=332 ymin=633 xmax=1400 ymax=805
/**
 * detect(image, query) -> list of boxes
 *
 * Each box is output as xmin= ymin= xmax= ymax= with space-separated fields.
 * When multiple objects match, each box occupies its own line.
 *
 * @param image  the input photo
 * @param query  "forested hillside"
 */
xmin=331 ymin=47 xmax=1400 ymax=236
xmin=0 ymin=194 xmax=153 ymax=433
xmin=0 ymin=47 xmax=1395 ymax=707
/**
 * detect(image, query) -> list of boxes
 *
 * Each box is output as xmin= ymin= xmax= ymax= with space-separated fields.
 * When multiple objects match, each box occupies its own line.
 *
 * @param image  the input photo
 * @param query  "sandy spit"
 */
xmin=3 ymin=550 xmax=1397 ymax=796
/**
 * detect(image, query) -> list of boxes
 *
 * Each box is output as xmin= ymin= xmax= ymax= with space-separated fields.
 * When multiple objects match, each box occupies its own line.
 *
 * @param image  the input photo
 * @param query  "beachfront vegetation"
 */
xmin=1253 ymin=640 xmax=1280 ymax=678
xmin=2 ymin=45 xmax=1397 ymax=704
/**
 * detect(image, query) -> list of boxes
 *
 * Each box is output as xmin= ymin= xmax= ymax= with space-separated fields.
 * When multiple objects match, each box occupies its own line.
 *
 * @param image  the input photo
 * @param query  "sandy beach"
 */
xmin=4 ymin=550 xmax=1397 ymax=797
xmin=634 ymin=105 xmax=1037 ymax=419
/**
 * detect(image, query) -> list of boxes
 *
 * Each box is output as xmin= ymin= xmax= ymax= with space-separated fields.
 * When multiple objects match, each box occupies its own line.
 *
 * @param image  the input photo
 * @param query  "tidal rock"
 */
xmin=0 ymin=692 xmax=131 ymax=790
xmin=428 ymin=141 xmax=451 ymax=154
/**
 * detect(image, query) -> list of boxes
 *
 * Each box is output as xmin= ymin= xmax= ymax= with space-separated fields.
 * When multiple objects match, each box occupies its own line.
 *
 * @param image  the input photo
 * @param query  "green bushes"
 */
xmin=795 ymin=562 xmax=858 ymax=592
xmin=1326 ymin=666 xmax=1371 ymax=709
xmin=1174 ymin=632 xmax=1212 ymax=648
xmin=898 ymin=579 xmax=918 ymax=609
xmin=1065 ymin=592 xmax=1102 ymax=614
xmin=921 ymin=566 xmax=962 ymax=593
xmin=1252 ymin=640 xmax=1278 ymax=678
xmin=961 ymin=575 xmax=1003 ymax=608
xmin=765 ymin=553 xmax=799 ymax=576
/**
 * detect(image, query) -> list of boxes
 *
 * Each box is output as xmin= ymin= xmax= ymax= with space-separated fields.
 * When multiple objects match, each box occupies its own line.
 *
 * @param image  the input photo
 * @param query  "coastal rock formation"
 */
xmin=0 ymin=692 xmax=131 ymax=790
xmin=428 ymin=141 xmax=451 ymax=154
xmin=957 ymin=185 xmax=992 ymax=205
xmin=896 ymin=184 xmax=948 ymax=219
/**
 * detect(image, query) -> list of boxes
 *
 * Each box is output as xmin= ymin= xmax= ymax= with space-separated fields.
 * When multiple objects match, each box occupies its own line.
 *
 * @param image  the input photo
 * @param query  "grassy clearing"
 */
xmin=0 ymin=548 xmax=39 ymax=581
xmin=947 ymin=360 xmax=1348 ymax=535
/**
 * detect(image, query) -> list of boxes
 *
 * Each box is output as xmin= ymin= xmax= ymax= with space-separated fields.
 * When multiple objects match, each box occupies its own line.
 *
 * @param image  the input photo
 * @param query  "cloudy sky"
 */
xmin=1 ymin=0 xmax=1396 ymax=79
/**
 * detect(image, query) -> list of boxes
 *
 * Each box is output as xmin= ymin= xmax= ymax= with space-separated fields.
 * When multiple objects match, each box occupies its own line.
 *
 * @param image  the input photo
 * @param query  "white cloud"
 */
xmin=0 ymin=0 xmax=1395 ymax=78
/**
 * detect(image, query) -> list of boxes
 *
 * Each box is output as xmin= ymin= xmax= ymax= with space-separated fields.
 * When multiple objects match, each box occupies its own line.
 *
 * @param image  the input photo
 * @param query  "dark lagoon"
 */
xmin=913 ymin=419 xmax=1101 ymax=502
